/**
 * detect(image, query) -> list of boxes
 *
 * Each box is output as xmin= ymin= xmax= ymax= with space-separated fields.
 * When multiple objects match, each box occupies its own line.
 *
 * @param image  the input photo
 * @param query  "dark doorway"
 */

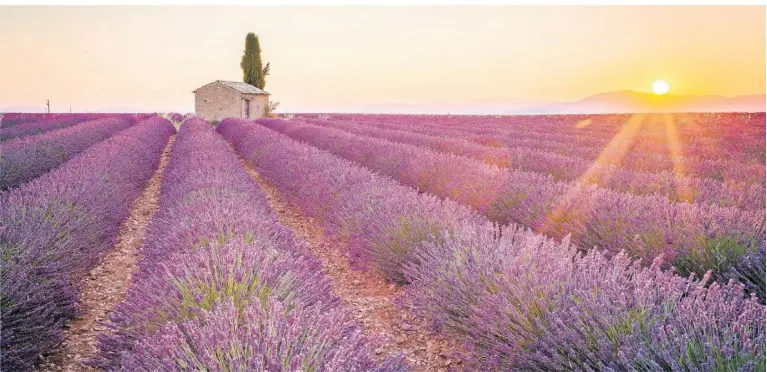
xmin=243 ymin=99 xmax=251 ymax=118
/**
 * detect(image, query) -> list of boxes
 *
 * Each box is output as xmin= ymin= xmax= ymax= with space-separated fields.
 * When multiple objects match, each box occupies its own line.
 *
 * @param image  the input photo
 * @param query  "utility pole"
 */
xmin=46 ymin=100 xmax=50 ymax=113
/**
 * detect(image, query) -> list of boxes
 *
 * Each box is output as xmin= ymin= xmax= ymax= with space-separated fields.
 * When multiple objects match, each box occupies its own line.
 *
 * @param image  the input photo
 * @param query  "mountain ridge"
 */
xmin=520 ymin=91 xmax=766 ymax=114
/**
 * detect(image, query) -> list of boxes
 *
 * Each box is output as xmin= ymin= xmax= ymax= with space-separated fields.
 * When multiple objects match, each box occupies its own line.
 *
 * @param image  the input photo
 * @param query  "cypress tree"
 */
xmin=240 ymin=33 xmax=270 ymax=89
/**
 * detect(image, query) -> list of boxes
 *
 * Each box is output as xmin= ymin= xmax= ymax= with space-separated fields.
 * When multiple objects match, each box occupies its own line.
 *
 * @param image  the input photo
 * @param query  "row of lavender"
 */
xmin=1 ymin=114 xmax=91 ymax=141
xmin=0 ymin=117 xmax=174 ymax=371
xmin=0 ymin=113 xmax=155 ymax=128
xmin=219 ymin=118 xmax=765 ymax=370
xmin=298 ymin=117 xmax=764 ymax=210
xmin=0 ymin=113 xmax=148 ymax=141
xmin=0 ymin=113 xmax=52 ymax=127
xmin=94 ymin=118 xmax=404 ymax=371
xmin=313 ymin=113 xmax=766 ymax=163
xmin=433 ymin=113 xmax=765 ymax=160
xmin=0 ymin=115 xmax=160 ymax=190
xmin=306 ymin=112 xmax=765 ymax=140
xmin=258 ymin=118 xmax=765 ymax=294
xmin=316 ymin=115 xmax=766 ymax=185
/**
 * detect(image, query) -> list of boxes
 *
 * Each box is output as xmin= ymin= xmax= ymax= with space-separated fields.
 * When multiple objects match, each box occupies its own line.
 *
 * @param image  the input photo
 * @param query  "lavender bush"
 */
xmin=257 ymin=119 xmax=764 ymax=287
xmin=306 ymin=117 xmax=764 ymax=210
xmin=121 ymin=299 xmax=404 ymax=372
xmin=2 ymin=113 xmax=101 ymax=141
xmin=727 ymin=242 xmax=766 ymax=304
xmin=319 ymin=113 xmax=765 ymax=184
xmin=95 ymin=117 xmax=403 ymax=371
xmin=323 ymin=112 xmax=766 ymax=167
xmin=219 ymin=118 xmax=766 ymax=371
xmin=0 ymin=116 xmax=134 ymax=189
xmin=406 ymin=223 xmax=765 ymax=370
xmin=0 ymin=113 xmax=42 ymax=128
xmin=168 ymin=112 xmax=184 ymax=122
xmin=218 ymin=118 xmax=483 ymax=283
xmin=0 ymin=117 xmax=174 ymax=371
xmin=0 ymin=113 xmax=153 ymax=132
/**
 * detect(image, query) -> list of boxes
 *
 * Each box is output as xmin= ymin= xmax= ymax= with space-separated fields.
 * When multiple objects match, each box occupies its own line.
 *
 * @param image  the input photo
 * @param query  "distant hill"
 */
xmin=523 ymin=91 xmax=766 ymax=114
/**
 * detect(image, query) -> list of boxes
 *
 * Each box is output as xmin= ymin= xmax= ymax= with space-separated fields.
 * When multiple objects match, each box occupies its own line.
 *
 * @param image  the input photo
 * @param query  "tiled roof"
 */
xmin=194 ymin=80 xmax=269 ymax=95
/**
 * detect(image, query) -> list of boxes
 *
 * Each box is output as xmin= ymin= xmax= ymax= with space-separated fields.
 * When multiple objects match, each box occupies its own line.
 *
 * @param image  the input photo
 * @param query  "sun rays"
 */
xmin=542 ymin=112 xmax=703 ymax=239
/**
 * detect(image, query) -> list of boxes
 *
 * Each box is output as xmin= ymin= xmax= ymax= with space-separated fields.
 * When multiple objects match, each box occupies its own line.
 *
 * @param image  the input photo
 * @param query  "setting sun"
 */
xmin=652 ymin=80 xmax=670 ymax=95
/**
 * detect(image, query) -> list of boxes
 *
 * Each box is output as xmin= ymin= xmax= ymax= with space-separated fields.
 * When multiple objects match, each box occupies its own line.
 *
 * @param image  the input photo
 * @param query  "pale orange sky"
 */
xmin=0 ymin=6 xmax=764 ymax=113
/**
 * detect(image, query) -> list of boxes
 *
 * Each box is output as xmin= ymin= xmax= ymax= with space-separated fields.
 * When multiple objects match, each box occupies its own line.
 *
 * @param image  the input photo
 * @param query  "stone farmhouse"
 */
xmin=193 ymin=80 xmax=269 ymax=121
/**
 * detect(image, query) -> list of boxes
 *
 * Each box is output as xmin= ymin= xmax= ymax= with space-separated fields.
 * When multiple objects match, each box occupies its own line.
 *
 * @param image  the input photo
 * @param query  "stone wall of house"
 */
xmin=194 ymin=83 xmax=269 ymax=121
xmin=242 ymin=93 xmax=270 ymax=120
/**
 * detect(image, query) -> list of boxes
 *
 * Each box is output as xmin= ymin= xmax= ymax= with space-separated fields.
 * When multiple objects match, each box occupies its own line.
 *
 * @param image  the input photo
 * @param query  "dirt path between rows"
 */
xmin=38 ymin=135 xmax=175 ymax=372
xmin=242 ymin=163 xmax=465 ymax=371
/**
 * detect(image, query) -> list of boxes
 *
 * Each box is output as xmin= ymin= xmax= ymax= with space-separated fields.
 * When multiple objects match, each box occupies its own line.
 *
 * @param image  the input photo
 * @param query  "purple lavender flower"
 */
xmin=95 ymin=117 xmax=402 ymax=371
xmin=0 ymin=116 xmax=135 ymax=189
xmin=255 ymin=118 xmax=764 ymax=291
xmin=219 ymin=117 xmax=765 ymax=371
xmin=121 ymin=299 xmax=404 ymax=372
xmin=0 ymin=117 xmax=174 ymax=371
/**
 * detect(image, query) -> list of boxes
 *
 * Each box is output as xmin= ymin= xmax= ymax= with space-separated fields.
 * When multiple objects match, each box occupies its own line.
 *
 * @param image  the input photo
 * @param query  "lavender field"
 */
xmin=1 ymin=112 xmax=765 ymax=371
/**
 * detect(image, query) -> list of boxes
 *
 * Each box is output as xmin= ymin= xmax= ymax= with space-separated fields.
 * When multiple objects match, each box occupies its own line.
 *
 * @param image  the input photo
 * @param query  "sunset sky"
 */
xmin=0 ymin=6 xmax=764 ymax=113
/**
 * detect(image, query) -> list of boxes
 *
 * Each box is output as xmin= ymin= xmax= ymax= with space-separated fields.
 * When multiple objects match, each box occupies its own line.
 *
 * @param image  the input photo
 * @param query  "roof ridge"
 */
xmin=194 ymin=80 xmax=269 ymax=95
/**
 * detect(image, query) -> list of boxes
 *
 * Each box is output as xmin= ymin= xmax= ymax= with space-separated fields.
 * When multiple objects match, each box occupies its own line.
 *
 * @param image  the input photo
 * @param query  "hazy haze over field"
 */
xmin=0 ymin=6 xmax=764 ymax=113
